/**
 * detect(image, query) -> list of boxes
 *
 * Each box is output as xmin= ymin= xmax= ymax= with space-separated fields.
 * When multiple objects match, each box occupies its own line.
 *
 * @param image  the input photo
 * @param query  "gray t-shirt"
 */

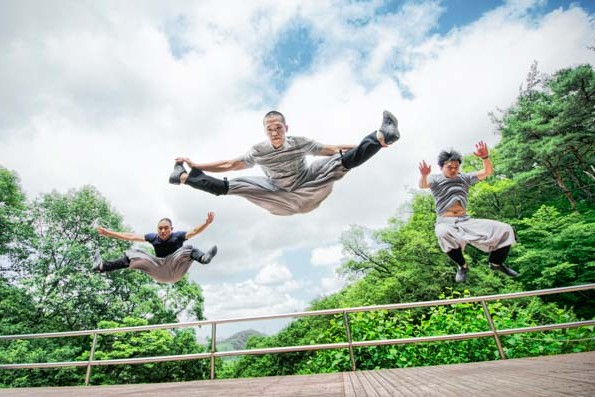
xmin=428 ymin=172 xmax=479 ymax=215
xmin=239 ymin=136 xmax=324 ymax=190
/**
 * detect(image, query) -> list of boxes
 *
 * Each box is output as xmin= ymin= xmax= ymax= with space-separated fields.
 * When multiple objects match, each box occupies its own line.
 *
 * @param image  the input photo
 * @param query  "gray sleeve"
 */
xmin=235 ymin=147 xmax=257 ymax=168
xmin=427 ymin=174 xmax=438 ymax=187
xmin=293 ymin=136 xmax=324 ymax=154
xmin=460 ymin=172 xmax=479 ymax=185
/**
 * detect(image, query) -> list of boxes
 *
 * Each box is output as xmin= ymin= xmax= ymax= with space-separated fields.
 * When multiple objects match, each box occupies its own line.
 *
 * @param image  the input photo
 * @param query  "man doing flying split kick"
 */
xmin=169 ymin=110 xmax=400 ymax=216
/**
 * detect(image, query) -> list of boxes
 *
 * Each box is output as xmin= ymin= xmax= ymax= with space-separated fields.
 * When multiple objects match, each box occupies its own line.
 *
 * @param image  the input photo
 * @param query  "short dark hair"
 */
xmin=437 ymin=149 xmax=463 ymax=167
xmin=157 ymin=218 xmax=173 ymax=226
xmin=263 ymin=110 xmax=286 ymax=125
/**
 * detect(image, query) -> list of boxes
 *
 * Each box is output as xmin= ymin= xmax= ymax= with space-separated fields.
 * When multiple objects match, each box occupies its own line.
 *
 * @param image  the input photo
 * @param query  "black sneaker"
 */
xmin=92 ymin=250 xmax=103 ymax=272
xmin=377 ymin=110 xmax=400 ymax=146
xmin=200 ymin=245 xmax=218 ymax=264
xmin=489 ymin=263 xmax=519 ymax=277
xmin=169 ymin=162 xmax=187 ymax=185
xmin=455 ymin=265 xmax=468 ymax=283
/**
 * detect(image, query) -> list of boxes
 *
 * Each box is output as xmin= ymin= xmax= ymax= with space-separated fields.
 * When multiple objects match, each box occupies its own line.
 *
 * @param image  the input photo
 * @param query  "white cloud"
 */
xmin=320 ymin=276 xmax=347 ymax=296
xmin=202 ymin=280 xmax=306 ymax=320
xmin=310 ymin=245 xmax=343 ymax=267
xmin=254 ymin=262 xmax=294 ymax=286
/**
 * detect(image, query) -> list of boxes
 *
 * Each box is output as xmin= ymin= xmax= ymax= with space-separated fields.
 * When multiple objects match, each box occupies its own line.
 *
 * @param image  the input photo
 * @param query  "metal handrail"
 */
xmin=1 ymin=283 xmax=593 ymax=385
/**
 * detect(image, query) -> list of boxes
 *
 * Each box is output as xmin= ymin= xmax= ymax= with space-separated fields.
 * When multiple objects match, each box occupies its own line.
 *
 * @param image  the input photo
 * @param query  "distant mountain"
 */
xmin=217 ymin=329 xmax=267 ymax=351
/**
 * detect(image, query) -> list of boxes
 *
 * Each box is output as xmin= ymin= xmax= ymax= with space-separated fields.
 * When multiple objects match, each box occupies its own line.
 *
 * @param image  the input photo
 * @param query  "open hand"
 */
xmin=418 ymin=160 xmax=431 ymax=176
xmin=473 ymin=141 xmax=489 ymax=159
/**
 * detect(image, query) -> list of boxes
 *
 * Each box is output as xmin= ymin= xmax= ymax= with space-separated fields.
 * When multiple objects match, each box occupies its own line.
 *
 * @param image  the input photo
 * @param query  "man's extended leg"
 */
xmin=92 ymin=251 xmax=130 ymax=273
xmin=341 ymin=110 xmax=400 ymax=169
xmin=171 ymin=166 xmax=229 ymax=196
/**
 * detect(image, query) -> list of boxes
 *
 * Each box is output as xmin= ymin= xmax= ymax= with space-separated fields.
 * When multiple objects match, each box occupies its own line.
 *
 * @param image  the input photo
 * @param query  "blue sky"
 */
xmin=0 ymin=0 xmax=593 ymax=338
xmin=266 ymin=1 xmax=594 ymax=95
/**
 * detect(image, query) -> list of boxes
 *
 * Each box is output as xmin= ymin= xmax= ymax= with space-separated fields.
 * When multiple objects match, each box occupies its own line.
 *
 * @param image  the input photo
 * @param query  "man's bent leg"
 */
xmin=488 ymin=245 xmax=519 ymax=277
xmin=185 ymin=168 xmax=229 ymax=196
xmin=435 ymin=220 xmax=468 ymax=283
xmin=446 ymin=248 xmax=469 ymax=283
xmin=192 ymin=246 xmax=218 ymax=264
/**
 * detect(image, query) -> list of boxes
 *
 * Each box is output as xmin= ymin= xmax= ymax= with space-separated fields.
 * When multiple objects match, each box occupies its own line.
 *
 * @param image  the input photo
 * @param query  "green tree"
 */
xmin=511 ymin=205 xmax=595 ymax=317
xmin=0 ymin=167 xmax=29 ymax=257
xmin=84 ymin=317 xmax=210 ymax=385
xmin=2 ymin=186 xmax=206 ymax=331
xmin=492 ymin=63 xmax=595 ymax=213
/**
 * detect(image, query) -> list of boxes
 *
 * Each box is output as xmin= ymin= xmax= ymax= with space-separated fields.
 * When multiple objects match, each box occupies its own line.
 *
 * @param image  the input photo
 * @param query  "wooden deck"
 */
xmin=1 ymin=351 xmax=593 ymax=396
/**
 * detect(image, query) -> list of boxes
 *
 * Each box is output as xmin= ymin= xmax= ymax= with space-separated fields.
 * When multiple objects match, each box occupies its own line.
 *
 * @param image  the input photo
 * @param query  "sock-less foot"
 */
xmin=376 ymin=110 xmax=400 ymax=147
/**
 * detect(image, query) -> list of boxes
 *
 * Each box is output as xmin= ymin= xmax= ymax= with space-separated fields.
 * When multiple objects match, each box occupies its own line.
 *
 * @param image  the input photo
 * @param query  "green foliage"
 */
xmin=493 ymin=63 xmax=595 ymax=212
xmin=225 ymin=291 xmax=593 ymax=378
xmin=0 ymin=278 xmax=38 ymax=336
xmin=82 ymin=317 xmax=210 ymax=385
xmin=0 ymin=167 xmax=29 ymax=256
xmin=510 ymin=205 xmax=595 ymax=317
xmin=467 ymin=176 xmax=525 ymax=220
xmin=2 ymin=186 xmax=206 ymax=332
xmin=0 ymin=185 xmax=207 ymax=387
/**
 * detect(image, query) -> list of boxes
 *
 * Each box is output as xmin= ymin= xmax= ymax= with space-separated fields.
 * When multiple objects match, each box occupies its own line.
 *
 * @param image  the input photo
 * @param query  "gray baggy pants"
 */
xmin=227 ymin=154 xmax=349 ymax=216
xmin=126 ymin=246 xmax=200 ymax=283
xmin=435 ymin=215 xmax=516 ymax=253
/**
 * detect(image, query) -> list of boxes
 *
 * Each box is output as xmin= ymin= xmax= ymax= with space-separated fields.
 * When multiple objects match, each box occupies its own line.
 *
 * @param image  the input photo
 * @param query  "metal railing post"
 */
xmin=210 ymin=322 xmax=217 ymax=379
xmin=480 ymin=300 xmax=506 ymax=359
xmin=343 ymin=311 xmax=357 ymax=371
xmin=84 ymin=332 xmax=98 ymax=386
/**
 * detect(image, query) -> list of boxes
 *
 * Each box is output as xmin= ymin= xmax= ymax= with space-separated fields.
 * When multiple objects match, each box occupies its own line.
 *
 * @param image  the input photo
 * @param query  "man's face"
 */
xmin=264 ymin=116 xmax=287 ymax=149
xmin=157 ymin=221 xmax=173 ymax=241
xmin=441 ymin=160 xmax=460 ymax=178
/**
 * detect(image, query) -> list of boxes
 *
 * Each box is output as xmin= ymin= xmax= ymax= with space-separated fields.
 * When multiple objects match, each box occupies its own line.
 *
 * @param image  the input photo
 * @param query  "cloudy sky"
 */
xmin=1 ymin=0 xmax=593 ymax=337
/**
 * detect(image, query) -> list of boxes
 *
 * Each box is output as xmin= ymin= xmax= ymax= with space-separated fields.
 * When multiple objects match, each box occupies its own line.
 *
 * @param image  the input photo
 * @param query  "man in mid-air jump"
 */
xmin=169 ymin=110 xmax=400 ymax=216
xmin=418 ymin=142 xmax=519 ymax=282
xmin=93 ymin=212 xmax=217 ymax=284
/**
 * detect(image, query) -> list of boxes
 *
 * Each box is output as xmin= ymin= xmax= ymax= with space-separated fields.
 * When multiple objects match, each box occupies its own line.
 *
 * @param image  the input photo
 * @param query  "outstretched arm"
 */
xmin=185 ymin=212 xmax=215 ymax=240
xmin=175 ymin=157 xmax=249 ymax=172
xmin=473 ymin=141 xmax=493 ymax=180
xmin=317 ymin=144 xmax=357 ymax=156
xmin=97 ymin=227 xmax=145 ymax=242
xmin=418 ymin=160 xmax=431 ymax=189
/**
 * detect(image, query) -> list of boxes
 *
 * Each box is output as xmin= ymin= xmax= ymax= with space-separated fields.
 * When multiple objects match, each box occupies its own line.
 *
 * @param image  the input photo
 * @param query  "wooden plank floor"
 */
xmin=1 ymin=351 xmax=593 ymax=396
